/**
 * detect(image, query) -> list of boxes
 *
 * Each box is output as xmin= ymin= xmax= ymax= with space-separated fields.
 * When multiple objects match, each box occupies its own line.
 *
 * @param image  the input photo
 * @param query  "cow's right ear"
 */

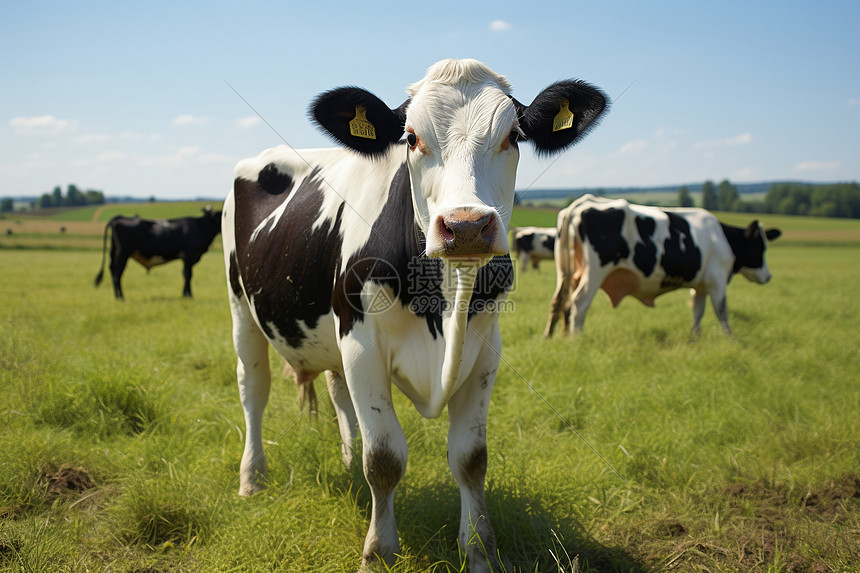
xmin=310 ymin=87 xmax=407 ymax=156
xmin=513 ymin=80 xmax=609 ymax=157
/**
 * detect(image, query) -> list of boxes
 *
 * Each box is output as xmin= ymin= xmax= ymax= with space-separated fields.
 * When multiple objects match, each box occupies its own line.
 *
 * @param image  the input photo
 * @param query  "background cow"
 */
xmin=513 ymin=226 xmax=556 ymax=272
xmin=544 ymin=194 xmax=780 ymax=337
xmin=94 ymin=206 xmax=222 ymax=299
xmin=223 ymin=59 xmax=607 ymax=571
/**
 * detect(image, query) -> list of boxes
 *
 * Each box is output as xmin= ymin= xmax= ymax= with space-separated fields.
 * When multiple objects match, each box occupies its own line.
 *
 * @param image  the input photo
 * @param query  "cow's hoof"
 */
xmin=238 ymin=482 xmax=266 ymax=497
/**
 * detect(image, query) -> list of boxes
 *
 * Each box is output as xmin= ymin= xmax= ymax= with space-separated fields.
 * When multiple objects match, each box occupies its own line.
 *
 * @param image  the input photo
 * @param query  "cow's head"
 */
xmin=738 ymin=221 xmax=781 ymax=283
xmin=311 ymin=59 xmax=607 ymax=264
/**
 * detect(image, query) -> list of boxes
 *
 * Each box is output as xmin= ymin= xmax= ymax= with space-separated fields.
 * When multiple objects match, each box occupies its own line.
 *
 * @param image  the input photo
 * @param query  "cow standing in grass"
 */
xmin=513 ymin=226 xmax=556 ymax=272
xmin=94 ymin=206 xmax=221 ymax=299
xmin=544 ymin=194 xmax=781 ymax=337
xmin=223 ymin=59 xmax=607 ymax=571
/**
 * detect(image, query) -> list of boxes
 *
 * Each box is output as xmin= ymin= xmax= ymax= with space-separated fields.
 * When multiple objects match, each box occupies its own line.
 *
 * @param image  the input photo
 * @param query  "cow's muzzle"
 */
xmin=426 ymin=207 xmax=507 ymax=260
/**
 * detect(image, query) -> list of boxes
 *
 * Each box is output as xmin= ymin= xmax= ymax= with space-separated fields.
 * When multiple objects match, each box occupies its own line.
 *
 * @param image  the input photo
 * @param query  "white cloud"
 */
xmin=490 ymin=20 xmax=512 ymax=31
xmin=143 ymin=146 xmax=202 ymax=168
xmin=75 ymin=133 xmax=111 ymax=144
xmin=794 ymin=160 xmax=840 ymax=172
xmin=694 ymin=132 xmax=753 ymax=149
xmin=97 ymin=151 xmax=128 ymax=162
xmin=619 ymin=140 xmax=649 ymax=155
xmin=10 ymin=115 xmax=77 ymax=134
xmin=235 ymin=116 xmax=261 ymax=129
xmin=172 ymin=115 xmax=209 ymax=126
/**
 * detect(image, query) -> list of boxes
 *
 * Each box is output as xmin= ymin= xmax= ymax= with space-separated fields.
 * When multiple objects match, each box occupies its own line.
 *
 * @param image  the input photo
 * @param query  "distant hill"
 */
xmin=518 ymin=181 xmax=776 ymax=201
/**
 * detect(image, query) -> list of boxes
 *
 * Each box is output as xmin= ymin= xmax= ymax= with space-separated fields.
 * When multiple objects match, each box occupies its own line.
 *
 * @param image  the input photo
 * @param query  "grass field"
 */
xmin=1 ymin=205 xmax=858 ymax=572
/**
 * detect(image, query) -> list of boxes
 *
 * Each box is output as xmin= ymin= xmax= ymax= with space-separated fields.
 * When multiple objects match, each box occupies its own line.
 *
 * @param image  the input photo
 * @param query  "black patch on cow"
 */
xmin=578 ymin=208 xmax=630 ymax=266
xmin=660 ymin=212 xmax=702 ymax=287
xmin=228 ymin=249 xmax=242 ymax=297
xmin=515 ymin=232 xmax=535 ymax=253
xmin=633 ymin=216 xmax=657 ymax=277
xmin=257 ymin=163 xmax=294 ymax=195
xmin=459 ymin=445 xmax=488 ymax=491
xmin=470 ymin=256 xmax=514 ymax=317
xmin=541 ymin=234 xmax=555 ymax=252
xmin=720 ymin=222 xmax=771 ymax=275
xmin=233 ymin=169 xmax=343 ymax=348
xmin=332 ymin=161 xmax=446 ymax=338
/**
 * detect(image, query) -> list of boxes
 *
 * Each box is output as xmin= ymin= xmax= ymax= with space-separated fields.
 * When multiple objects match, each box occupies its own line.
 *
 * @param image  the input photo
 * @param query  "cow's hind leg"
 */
xmin=109 ymin=247 xmax=129 ymax=300
xmin=543 ymin=274 xmax=570 ymax=337
xmin=447 ymin=329 xmax=504 ymax=573
xmin=230 ymin=292 xmax=272 ymax=496
xmin=325 ymin=371 xmax=358 ymax=467
xmin=691 ymin=289 xmax=708 ymax=336
xmin=340 ymin=336 xmax=406 ymax=570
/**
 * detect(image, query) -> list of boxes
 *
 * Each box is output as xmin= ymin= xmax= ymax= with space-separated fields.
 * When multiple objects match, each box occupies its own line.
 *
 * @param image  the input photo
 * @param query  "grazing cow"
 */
xmin=513 ymin=226 xmax=556 ymax=272
xmin=223 ymin=59 xmax=607 ymax=571
xmin=544 ymin=194 xmax=781 ymax=337
xmin=94 ymin=206 xmax=222 ymax=299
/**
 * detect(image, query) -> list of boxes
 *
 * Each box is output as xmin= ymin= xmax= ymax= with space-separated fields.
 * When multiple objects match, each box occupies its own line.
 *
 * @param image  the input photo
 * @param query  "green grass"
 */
xmin=0 ymin=213 xmax=858 ymax=572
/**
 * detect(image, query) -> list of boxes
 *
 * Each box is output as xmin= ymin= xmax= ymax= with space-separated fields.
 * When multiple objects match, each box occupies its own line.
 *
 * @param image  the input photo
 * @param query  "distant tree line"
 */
xmin=33 ymin=185 xmax=105 ymax=210
xmin=678 ymin=180 xmax=860 ymax=218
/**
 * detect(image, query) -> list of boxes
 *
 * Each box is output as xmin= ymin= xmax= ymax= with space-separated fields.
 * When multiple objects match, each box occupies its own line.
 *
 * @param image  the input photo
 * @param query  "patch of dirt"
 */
xmin=631 ymin=475 xmax=859 ymax=572
xmin=725 ymin=473 xmax=860 ymax=519
xmin=42 ymin=464 xmax=95 ymax=496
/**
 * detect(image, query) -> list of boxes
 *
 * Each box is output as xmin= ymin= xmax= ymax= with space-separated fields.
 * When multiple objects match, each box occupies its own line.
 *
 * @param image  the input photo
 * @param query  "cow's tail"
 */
xmin=94 ymin=216 xmax=118 ymax=287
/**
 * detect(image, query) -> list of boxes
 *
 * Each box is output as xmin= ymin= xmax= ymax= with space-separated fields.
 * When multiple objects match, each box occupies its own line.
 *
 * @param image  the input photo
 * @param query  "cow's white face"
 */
xmin=404 ymin=67 xmax=519 ymax=262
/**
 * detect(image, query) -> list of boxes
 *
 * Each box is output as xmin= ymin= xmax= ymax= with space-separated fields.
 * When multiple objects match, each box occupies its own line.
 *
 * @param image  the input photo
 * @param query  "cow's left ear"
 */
xmin=765 ymin=228 xmax=782 ymax=241
xmin=310 ymin=87 xmax=408 ymax=156
xmin=513 ymin=80 xmax=609 ymax=156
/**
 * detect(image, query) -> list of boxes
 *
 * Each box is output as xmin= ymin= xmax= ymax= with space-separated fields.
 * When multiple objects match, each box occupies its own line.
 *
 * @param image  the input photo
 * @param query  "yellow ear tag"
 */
xmin=552 ymin=99 xmax=575 ymax=132
xmin=349 ymin=105 xmax=377 ymax=140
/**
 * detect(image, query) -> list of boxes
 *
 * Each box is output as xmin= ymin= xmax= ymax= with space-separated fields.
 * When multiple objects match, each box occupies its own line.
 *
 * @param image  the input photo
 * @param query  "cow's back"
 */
xmin=572 ymin=198 xmax=733 ymax=302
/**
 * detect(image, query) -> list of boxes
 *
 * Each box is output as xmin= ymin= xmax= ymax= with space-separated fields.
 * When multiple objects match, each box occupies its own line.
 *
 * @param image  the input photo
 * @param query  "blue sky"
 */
xmin=2 ymin=0 xmax=858 ymax=200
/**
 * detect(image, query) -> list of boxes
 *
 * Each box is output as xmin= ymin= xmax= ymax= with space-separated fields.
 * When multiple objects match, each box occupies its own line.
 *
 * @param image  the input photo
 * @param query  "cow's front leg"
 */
xmin=447 ymin=330 xmax=504 ymax=572
xmin=182 ymin=261 xmax=194 ymax=297
xmin=340 ymin=336 xmax=407 ymax=570
xmin=230 ymin=294 xmax=271 ymax=496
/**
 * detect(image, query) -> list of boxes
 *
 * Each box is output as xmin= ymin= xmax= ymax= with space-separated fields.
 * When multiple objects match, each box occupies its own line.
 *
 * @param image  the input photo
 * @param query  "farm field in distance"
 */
xmin=1 ymin=203 xmax=858 ymax=572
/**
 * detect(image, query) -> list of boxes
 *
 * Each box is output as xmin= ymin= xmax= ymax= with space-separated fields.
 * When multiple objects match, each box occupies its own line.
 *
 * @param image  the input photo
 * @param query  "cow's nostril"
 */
xmin=480 ymin=218 xmax=495 ymax=239
xmin=439 ymin=219 xmax=455 ymax=241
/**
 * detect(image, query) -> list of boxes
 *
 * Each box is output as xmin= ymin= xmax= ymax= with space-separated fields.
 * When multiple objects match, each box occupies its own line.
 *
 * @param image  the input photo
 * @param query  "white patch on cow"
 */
xmin=310 ymin=146 xmax=405 ymax=264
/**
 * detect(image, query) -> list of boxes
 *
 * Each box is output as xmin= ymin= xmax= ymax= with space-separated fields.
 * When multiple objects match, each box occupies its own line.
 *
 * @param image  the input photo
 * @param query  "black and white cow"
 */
xmin=544 ymin=194 xmax=781 ymax=337
xmin=223 ymin=59 xmax=607 ymax=571
xmin=513 ymin=226 xmax=556 ymax=272
xmin=94 ymin=207 xmax=222 ymax=299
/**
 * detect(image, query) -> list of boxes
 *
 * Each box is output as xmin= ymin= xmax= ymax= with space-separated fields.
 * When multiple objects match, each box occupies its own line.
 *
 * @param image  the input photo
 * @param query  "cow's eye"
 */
xmin=406 ymin=132 xmax=418 ymax=149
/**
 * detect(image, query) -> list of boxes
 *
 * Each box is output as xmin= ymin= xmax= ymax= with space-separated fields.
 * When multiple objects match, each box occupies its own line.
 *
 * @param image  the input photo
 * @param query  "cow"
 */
xmin=513 ymin=226 xmax=556 ymax=272
xmin=222 ymin=59 xmax=607 ymax=572
xmin=94 ymin=206 xmax=222 ymax=299
xmin=544 ymin=194 xmax=781 ymax=337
